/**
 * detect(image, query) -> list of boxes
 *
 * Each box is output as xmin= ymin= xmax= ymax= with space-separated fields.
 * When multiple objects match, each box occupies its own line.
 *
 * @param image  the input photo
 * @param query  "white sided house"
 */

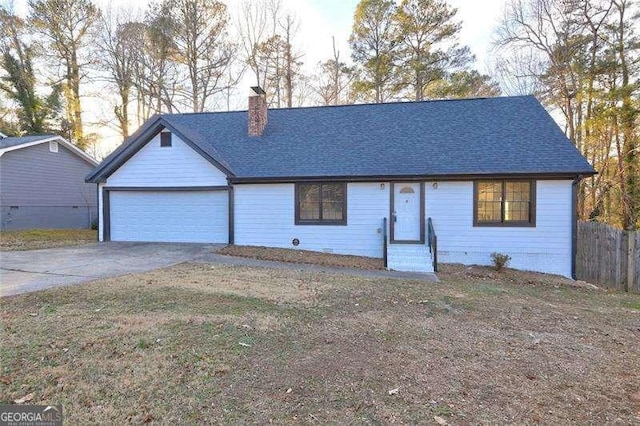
xmin=86 ymin=89 xmax=595 ymax=278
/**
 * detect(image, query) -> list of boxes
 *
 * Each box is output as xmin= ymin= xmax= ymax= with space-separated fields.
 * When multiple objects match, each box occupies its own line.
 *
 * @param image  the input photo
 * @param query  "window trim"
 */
xmin=473 ymin=179 xmax=536 ymax=227
xmin=160 ymin=132 xmax=172 ymax=147
xmin=295 ymin=182 xmax=347 ymax=226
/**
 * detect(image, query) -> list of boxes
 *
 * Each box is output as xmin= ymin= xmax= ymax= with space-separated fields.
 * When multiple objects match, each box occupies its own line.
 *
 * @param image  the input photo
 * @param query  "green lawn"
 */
xmin=1 ymin=262 xmax=639 ymax=423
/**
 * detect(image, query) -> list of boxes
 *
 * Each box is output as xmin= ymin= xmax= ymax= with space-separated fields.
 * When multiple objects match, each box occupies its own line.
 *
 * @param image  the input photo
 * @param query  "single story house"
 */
xmin=86 ymin=89 xmax=595 ymax=278
xmin=0 ymin=134 xmax=98 ymax=230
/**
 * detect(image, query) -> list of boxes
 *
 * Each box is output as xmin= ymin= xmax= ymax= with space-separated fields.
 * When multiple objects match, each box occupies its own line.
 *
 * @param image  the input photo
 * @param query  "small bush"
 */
xmin=490 ymin=252 xmax=511 ymax=271
xmin=90 ymin=219 xmax=98 ymax=230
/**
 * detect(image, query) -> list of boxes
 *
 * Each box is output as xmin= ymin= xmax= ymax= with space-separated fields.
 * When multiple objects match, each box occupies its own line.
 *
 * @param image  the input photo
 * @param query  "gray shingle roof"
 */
xmin=87 ymin=96 xmax=595 ymax=183
xmin=0 ymin=135 xmax=57 ymax=150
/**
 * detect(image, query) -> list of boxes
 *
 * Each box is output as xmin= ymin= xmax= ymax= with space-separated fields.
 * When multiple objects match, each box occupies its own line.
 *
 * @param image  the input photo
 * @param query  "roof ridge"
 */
xmin=160 ymin=95 xmax=536 ymax=117
xmin=88 ymin=94 xmax=594 ymax=185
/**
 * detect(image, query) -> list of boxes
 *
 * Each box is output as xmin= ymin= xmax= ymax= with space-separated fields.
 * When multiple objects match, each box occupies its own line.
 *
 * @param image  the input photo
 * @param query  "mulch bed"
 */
xmin=217 ymin=245 xmax=385 ymax=270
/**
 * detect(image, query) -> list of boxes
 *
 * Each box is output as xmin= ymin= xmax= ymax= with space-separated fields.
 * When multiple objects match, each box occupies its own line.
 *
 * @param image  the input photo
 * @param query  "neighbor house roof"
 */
xmin=86 ymin=95 xmax=595 ymax=183
xmin=0 ymin=134 xmax=98 ymax=165
xmin=0 ymin=135 xmax=57 ymax=150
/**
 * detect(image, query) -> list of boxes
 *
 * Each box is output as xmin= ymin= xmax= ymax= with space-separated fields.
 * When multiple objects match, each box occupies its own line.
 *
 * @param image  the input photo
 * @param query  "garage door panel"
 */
xmin=110 ymin=191 xmax=228 ymax=243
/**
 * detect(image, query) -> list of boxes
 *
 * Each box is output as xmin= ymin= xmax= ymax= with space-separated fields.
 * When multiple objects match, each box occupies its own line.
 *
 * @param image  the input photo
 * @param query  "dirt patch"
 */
xmin=439 ymin=263 xmax=600 ymax=289
xmin=0 ymin=229 xmax=97 ymax=251
xmin=1 ymin=262 xmax=639 ymax=423
xmin=217 ymin=245 xmax=384 ymax=270
xmin=141 ymin=262 xmax=337 ymax=304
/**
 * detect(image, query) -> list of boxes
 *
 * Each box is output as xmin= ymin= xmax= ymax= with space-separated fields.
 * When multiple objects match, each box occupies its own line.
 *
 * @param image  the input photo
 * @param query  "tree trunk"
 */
xmin=616 ymin=0 xmax=639 ymax=230
xmin=116 ymin=88 xmax=130 ymax=138
xmin=415 ymin=69 xmax=423 ymax=101
xmin=69 ymin=48 xmax=84 ymax=147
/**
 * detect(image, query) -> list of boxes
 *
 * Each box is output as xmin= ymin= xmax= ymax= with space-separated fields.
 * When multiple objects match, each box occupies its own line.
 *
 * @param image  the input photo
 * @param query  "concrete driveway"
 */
xmin=0 ymin=242 xmax=219 ymax=297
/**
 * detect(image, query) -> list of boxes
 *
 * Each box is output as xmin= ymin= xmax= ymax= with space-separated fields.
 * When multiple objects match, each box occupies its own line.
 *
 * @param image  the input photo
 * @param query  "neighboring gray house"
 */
xmin=0 ymin=134 xmax=98 ymax=230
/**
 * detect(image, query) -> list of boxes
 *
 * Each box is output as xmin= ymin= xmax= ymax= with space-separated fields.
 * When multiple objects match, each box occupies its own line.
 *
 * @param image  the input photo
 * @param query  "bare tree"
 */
xmin=494 ymin=0 xmax=640 ymax=229
xmin=130 ymin=4 xmax=181 ymax=119
xmin=610 ymin=0 xmax=639 ymax=230
xmin=169 ymin=0 xmax=237 ymax=112
xmin=495 ymin=0 xmax=587 ymax=144
xmin=237 ymin=0 xmax=280 ymax=90
xmin=279 ymin=13 xmax=302 ymax=108
xmin=237 ymin=0 xmax=305 ymax=107
xmin=312 ymin=37 xmax=356 ymax=105
xmin=29 ymin=0 xmax=99 ymax=147
xmin=96 ymin=7 xmax=140 ymax=138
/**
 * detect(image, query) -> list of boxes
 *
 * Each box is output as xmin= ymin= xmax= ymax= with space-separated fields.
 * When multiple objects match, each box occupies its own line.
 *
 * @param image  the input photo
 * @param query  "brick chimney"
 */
xmin=248 ymin=86 xmax=267 ymax=136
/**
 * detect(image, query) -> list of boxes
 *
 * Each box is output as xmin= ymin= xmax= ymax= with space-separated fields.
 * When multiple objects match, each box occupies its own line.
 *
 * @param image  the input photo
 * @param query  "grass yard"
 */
xmin=0 ymin=229 xmax=97 ymax=251
xmin=1 ymin=263 xmax=639 ymax=423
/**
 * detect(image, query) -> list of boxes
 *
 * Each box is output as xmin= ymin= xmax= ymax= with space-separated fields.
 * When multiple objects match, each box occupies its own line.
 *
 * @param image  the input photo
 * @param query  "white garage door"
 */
xmin=109 ymin=190 xmax=228 ymax=243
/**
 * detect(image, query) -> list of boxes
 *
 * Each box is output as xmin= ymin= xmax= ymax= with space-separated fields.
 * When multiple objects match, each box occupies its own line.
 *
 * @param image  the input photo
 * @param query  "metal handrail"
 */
xmin=382 ymin=217 xmax=388 ymax=268
xmin=427 ymin=217 xmax=438 ymax=272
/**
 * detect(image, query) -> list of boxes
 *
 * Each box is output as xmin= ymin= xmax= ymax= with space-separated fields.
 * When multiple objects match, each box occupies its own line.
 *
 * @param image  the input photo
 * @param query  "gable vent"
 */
xmin=49 ymin=141 xmax=59 ymax=153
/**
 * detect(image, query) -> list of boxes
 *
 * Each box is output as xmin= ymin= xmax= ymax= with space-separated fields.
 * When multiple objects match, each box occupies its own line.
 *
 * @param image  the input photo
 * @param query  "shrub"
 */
xmin=90 ymin=219 xmax=98 ymax=230
xmin=490 ymin=252 xmax=511 ymax=271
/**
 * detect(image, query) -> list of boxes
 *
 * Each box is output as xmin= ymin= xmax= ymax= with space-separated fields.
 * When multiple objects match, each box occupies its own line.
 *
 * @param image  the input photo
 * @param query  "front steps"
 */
xmin=387 ymin=243 xmax=435 ymax=273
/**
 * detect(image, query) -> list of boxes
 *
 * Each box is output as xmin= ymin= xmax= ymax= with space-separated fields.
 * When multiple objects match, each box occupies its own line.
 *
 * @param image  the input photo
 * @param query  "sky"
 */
xmin=266 ymin=0 xmax=505 ymax=71
xmin=9 ymin=0 xmax=509 ymax=154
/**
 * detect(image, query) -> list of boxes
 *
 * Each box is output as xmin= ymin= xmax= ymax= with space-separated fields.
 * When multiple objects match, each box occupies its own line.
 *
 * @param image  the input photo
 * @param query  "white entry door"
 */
xmin=393 ymin=182 xmax=421 ymax=241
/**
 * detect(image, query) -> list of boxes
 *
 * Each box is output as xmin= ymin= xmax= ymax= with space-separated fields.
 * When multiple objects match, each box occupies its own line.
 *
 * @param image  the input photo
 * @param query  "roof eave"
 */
xmin=229 ymin=171 xmax=597 ymax=184
xmin=0 ymin=135 xmax=98 ymax=166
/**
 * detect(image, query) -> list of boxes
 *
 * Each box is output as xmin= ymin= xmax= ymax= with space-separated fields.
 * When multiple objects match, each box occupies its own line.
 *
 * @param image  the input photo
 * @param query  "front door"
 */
xmin=392 ymin=182 xmax=422 ymax=242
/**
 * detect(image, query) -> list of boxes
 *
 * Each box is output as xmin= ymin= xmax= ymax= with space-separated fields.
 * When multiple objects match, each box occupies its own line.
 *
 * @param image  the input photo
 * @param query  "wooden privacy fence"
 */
xmin=576 ymin=221 xmax=639 ymax=293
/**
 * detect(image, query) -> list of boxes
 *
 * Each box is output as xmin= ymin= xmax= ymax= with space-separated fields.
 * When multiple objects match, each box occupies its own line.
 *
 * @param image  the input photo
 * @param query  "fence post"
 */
xmin=628 ymin=231 xmax=636 ymax=293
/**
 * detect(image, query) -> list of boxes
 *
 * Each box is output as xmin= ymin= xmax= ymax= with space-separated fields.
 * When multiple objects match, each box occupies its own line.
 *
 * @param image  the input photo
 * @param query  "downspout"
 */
xmin=227 ymin=177 xmax=234 ymax=245
xmin=571 ymin=176 xmax=582 ymax=280
xmin=228 ymin=185 xmax=234 ymax=245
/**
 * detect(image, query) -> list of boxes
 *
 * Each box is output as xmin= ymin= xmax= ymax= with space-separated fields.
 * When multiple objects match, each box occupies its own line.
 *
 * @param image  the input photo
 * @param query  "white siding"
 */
xmin=426 ymin=180 xmax=573 ymax=277
xmin=99 ymin=131 xmax=229 ymax=242
xmin=234 ymin=183 xmax=389 ymax=258
xmin=106 ymin=132 xmax=228 ymax=187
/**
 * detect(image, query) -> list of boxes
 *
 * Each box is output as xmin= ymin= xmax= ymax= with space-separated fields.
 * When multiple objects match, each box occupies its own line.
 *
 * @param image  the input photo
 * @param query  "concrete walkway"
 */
xmin=1 ymin=243 xmax=437 ymax=297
